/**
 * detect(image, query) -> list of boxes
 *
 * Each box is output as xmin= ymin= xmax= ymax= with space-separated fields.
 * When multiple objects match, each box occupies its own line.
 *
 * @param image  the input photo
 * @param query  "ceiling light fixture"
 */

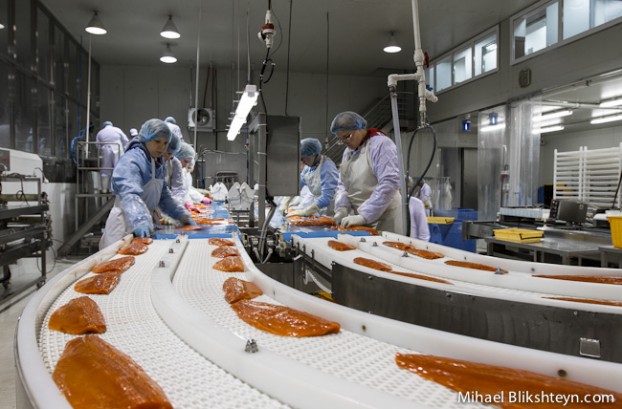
xmin=160 ymin=15 xmax=181 ymax=39
xmin=539 ymin=109 xmax=573 ymax=121
xmin=533 ymin=125 xmax=565 ymax=134
xmin=160 ymin=43 xmax=177 ymax=63
xmin=591 ymin=114 xmax=622 ymax=125
xmin=599 ymin=97 xmax=622 ymax=108
xmin=85 ymin=11 xmax=107 ymax=35
xmin=383 ymin=32 xmax=401 ymax=54
xmin=227 ymin=84 xmax=259 ymax=141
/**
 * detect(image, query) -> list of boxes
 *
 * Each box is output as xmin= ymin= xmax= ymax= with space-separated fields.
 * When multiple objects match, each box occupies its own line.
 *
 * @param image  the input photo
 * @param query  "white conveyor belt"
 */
xmin=15 ymin=235 xmax=622 ymax=409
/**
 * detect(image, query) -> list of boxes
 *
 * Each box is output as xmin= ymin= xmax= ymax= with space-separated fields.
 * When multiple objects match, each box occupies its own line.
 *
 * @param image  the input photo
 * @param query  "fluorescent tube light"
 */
xmin=533 ymin=125 xmax=564 ymax=134
xmin=599 ymin=98 xmax=622 ymax=108
xmin=591 ymin=114 xmax=622 ymax=125
xmin=227 ymin=84 xmax=259 ymax=141
xmin=539 ymin=109 xmax=573 ymax=121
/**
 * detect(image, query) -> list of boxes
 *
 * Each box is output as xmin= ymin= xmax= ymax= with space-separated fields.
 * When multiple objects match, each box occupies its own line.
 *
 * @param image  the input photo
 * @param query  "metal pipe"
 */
xmin=193 ymin=0 xmax=203 ymax=151
xmin=85 ymin=35 xmax=92 ymax=157
xmin=389 ymin=87 xmax=409 ymax=236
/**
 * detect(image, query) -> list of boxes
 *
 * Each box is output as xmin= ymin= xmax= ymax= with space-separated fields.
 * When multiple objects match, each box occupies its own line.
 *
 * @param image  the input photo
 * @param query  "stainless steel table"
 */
xmin=485 ymin=236 xmax=602 ymax=265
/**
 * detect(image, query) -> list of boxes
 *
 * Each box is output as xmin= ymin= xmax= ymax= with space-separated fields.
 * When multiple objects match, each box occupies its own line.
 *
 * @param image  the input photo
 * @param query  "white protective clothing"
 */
xmin=338 ymin=138 xmax=403 ymax=234
xmin=409 ymin=196 xmax=430 ymax=241
xmin=96 ymin=123 xmax=129 ymax=180
xmin=299 ymin=155 xmax=338 ymax=215
xmin=416 ymin=182 xmax=433 ymax=216
xmin=100 ymin=159 xmax=163 ymax=249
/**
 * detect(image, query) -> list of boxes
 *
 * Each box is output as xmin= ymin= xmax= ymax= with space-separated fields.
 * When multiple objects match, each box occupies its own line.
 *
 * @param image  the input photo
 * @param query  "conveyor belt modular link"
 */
xmin=14 ymin=235 xmax=622 ymax=409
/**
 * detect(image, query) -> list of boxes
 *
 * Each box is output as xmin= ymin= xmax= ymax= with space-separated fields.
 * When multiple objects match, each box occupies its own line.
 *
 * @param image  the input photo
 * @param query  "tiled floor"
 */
xmin=0 ymin=258 xmax=76 ymax=409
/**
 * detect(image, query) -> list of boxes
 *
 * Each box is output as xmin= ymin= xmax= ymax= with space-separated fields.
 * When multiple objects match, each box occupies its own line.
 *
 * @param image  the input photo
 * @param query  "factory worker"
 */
xmin=164 ymin=116 xmax=185 ymax=143
xmin=415 ymin=179 xmax=433 ymax=216
xmin=156 ymin=132 xmax=185 ymax=224
xmin=408 ymin=178 xmax=430 ymax=241
xmin=331 ymin=111 xmax=404 ymax=234
xmin=175 ymin=142 xmax=211 ymax=211
xmin=96 ymin=121 xmax=130 ymax=193
xmin=288 ymin=138 xmax=339 ymax=217
xmin=99 ymin=119 xmax=195 ymax=249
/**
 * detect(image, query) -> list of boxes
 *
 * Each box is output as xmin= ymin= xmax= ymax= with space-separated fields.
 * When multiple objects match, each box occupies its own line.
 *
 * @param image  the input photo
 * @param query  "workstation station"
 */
xmin=2 ymin=0 xmax=622 ymax=408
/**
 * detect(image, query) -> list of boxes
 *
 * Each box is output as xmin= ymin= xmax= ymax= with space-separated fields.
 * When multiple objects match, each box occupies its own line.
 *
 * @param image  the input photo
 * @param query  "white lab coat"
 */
xmin=339 ymin=140 xmax=403 ymax=234
xmin=409 ymin=197 xmax=430 ymax=241
xmin=416 ymin=182 xmax=433 ymax=216
xmin=96 ymin=125 xmax=129 ymax=178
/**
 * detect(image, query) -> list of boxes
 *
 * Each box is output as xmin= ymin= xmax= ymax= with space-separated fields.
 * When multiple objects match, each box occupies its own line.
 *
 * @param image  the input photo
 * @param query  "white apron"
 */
xmin=99 ymin=159 xmax=164 ymax=249
xmin=339 ymin=139 xmax=403 ymax=234
xmin=303 ymin=155 xmax=335 ymax=215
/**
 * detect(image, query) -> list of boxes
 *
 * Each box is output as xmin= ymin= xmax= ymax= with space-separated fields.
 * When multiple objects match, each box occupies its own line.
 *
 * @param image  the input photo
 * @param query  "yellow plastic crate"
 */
xmin=427 ymin=217 xmax=455 ymax=224
xmin=493 ymin=228 xmax=544 ymax=243
xmin=608 ymin=215 xmax=622 ymax=249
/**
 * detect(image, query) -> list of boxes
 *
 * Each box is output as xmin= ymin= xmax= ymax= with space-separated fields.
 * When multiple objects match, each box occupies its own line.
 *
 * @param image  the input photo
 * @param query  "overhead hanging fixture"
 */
xmin=383 ymin=32 xmax=401 ymax=54
xmin=227 ymin=84 xmax=259 ymax=141
xmin=85 ymin=11 xmax=107 ymax=35
xmin=160 ymin=43 xmax=177 ymax=64
xmin=599 ymin=97 xmax=622 ymax=108
xmin=160 ymin=15 xmax=181 ymax=39
xmin=591 ymin=114 xmax=622 ymax=125
xmin=533 ymin=125 xmax=565 ymax=134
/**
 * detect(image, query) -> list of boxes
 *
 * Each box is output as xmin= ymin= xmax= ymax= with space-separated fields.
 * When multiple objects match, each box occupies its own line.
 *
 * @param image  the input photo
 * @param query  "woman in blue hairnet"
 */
xmin=99 ymin=118 xmax=196 ymax=249
xmin=331 ymin=111 xmax=404 ymax=234
xmin=287 ymin=138 xmax=339 ymax=217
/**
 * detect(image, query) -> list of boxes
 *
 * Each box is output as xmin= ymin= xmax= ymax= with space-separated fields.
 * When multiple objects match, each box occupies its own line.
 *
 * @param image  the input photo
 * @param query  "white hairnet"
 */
xmin=164 ymin=116 xmax=176 ymax=124
xmin=300 ymin=138 xmax=322 ymax=157
xmin=138 ymin=118 xmax=171 ymax=143
xmin=129 ymin=128 xmax=138 ymax=136
xmin=330 ymin=111 xmax=367 ymax=134
xmin=167 ymin=132 xmax=181 ymax=154
xmin=103 ymin=120 xmax=113 ymax=127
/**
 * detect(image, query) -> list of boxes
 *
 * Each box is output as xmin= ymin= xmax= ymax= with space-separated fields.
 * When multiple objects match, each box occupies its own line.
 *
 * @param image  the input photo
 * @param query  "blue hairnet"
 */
xmin=175 ymin=141 xmax=196 ymax=159
xmin=300 ymin=138 xmax=322 ymax=157
xmin=329 ymin=111 xmax=367 ymax=134
xmin=103 ymin=120 xmax=113 ymax=127
xmin=164 ymin=116 xmax=176 ymax=124
xmin=138 ymin=118 xmax=172 ymax=143
xmin=167 ymin=131 xmax=181 ymax=154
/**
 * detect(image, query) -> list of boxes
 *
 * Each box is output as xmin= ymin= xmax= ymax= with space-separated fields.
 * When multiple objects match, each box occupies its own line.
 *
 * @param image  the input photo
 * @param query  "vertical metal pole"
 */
xmin=193 ymin=0 xmax=202 ymax=153
xmin=257 ymin=113 xmax=266 ymax=228
xmin=389 ymin=88 xmax=408 ymax=236
xmin=85 ymin=35 xmax=92 ymax=157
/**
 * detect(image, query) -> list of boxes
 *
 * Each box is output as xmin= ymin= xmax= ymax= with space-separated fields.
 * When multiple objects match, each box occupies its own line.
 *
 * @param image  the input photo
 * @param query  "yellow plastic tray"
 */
xmin=427 ymin=217 xmax=455 ymax=224
xmin=493 ymin=228 xmax=544 ymax=243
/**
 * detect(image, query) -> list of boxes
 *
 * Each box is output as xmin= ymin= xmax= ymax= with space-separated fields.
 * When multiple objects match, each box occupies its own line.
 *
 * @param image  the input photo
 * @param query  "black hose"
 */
xmin=611 ymin=169 xmax=622 ymax=209
xmin=405 ymin=124 xmax=437 ymax=234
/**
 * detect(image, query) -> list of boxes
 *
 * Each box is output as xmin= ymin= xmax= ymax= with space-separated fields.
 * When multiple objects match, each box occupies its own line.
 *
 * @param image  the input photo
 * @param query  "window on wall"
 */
xmin=513 ymin=1 xmax=559 ymax=60
xmin=14 ymin=0 xmax=32 ymax=67
xmin=36 ymin=9 xmax=50 ymax=82
xmin=564 ymin=0 xmax=622 ymax=39
xmin=453 ymin=47 xmax=472 ymax=84
xmin=513 ymin=0 xmax=622 ymax=63
xmin=428 ymin=27 xmax=498 ymax=94
xmin=474 ymin=34 xmax=497 ymax=76
xmin=0 ymin=0 xmax=8 ymax=59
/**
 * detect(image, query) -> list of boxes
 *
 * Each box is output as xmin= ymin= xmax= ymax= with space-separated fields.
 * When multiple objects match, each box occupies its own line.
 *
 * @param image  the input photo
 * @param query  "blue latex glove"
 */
xmin=181 ymin=215 xmax=197 ymax=226
xmin=133 ymin=224 xmax=153 ymax=238
xmin=341 ymin=214 xmax=366 ymax=228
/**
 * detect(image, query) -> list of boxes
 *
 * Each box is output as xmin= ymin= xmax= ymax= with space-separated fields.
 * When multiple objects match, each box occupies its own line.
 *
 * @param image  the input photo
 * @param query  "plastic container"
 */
xmin=493 ymin=228 xmax=544 ymax=243
xmin=427 ymin=216 xmax=455 ymax=224
xmin=608 ymin=215 xmax=622 ymax=248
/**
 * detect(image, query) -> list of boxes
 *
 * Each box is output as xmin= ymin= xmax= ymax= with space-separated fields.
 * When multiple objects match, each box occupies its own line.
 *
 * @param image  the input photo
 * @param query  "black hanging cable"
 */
xmin=611 ymin=169 xmax=622 ymax=209
xmin=284 ymin=0 xmax=293 ymax=116
xmin=404 ymin=125 xmax=437 ymax=234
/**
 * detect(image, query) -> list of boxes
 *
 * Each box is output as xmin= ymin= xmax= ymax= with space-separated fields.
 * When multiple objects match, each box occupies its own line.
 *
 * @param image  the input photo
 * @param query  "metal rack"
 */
xmin=0 ymin=174 xmax=49 ymax=301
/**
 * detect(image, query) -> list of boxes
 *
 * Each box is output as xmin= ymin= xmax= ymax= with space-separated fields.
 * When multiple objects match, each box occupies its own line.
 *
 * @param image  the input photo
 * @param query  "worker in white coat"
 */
xmin=288 ymin=138 xmax=339 ymax=217
xmin=331 ymin=111 xmax=404 ymax=234
xmin=175 ymin=142 xmax=210 ymax=211
xmin=96 ymin=121 xmax=129 ymax=193
xmin=99 ymin=119 xmax=195 ymax=249
xmin=409 ymin=196 xmax=430 ymax=240
xmin=415 ymin=179 xmax=433 ymax=216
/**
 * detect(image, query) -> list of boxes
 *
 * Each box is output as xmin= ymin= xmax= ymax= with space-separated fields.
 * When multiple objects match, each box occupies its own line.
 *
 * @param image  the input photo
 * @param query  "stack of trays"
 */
xmin=427 ymin=217 xmax=455 ymax=224
xmin=493 ymin=228 xmax=544 ymax=243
